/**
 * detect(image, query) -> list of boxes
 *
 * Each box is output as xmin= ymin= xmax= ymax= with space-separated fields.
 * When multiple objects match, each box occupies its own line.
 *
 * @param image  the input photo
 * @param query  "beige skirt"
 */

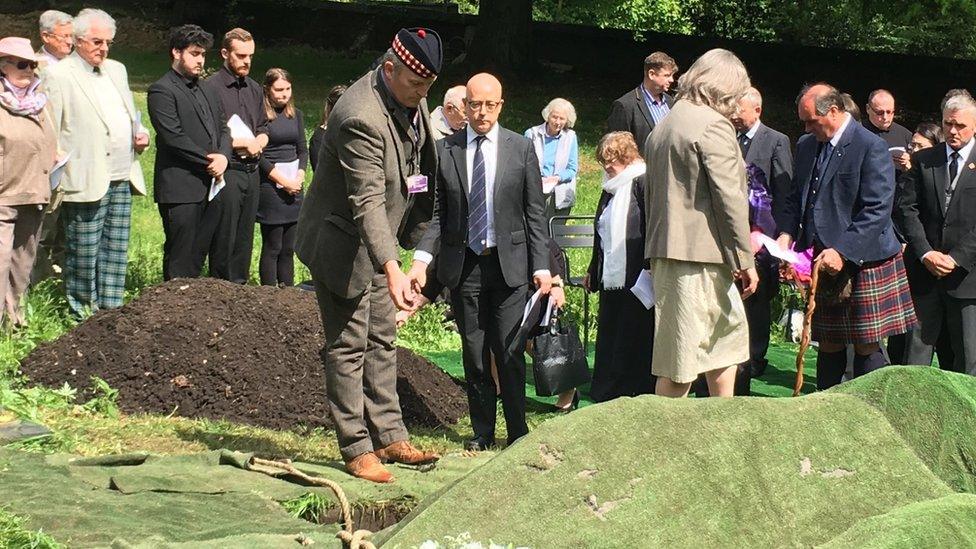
xmin=649 ymin=258 xmax=749 ymax=383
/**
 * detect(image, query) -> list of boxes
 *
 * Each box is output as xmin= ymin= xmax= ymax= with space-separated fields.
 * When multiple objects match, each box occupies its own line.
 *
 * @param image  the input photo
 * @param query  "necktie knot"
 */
xmin=951 ymin=151 xmax=960 ymax=161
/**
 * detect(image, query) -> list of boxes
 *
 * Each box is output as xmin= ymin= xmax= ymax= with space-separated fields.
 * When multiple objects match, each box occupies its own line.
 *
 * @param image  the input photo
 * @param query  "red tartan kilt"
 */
xmin=812 ymin=252 xmax=918 ymax=344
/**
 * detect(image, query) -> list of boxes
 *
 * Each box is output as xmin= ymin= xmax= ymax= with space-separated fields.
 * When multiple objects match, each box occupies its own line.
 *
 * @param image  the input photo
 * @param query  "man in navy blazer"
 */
xmin=778 ymin=83 xmax=916 ymax=390
xmin=895 ymin=93 xmax=976 ymax=376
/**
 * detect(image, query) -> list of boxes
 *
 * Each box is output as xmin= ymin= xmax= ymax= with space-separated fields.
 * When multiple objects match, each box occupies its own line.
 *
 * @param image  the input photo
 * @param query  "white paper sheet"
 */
xmin=630 ymin=269 xmax=655 ymax=310
xmin=49 ymin=152 xmax=71 ymax=190
xmin=208 ymin=177 xmax=225 ymax=202
xmin=521 ymin=288 xmax=553 ymax=328
xmin=273 ymin=159 xmax=300 ymax=190
xmin=227 ymin=114 xmax=255 ymax=140
xmin=757 ymin=233 xmax=801 ymax=264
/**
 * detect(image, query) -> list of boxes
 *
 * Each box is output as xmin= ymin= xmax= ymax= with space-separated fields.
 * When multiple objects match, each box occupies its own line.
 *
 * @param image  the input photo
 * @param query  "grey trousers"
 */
xmin=314 ymin=273 xmax=408 ymax=461
xmin=904 ymin=291 xmax=976 ymax=376
xmin=0 ymin=205 xmax=43 ymax=325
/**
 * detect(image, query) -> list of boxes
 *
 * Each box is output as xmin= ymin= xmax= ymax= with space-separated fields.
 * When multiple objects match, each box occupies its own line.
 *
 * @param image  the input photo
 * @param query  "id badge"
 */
xmin=407 ymin=174 xmax=429 ymax=194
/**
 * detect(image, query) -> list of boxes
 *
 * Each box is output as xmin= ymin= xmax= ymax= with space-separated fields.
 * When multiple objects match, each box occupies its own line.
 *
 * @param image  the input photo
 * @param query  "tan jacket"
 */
xmin=43 ymin=52 xmax=146 ymax=203
xmin=295 ymin=68 xmax=436 ymax=298
xmin=643 ymin=100 xmax=754 ymax=271
xmin=0 ymin=101 xmax=56 ymax=206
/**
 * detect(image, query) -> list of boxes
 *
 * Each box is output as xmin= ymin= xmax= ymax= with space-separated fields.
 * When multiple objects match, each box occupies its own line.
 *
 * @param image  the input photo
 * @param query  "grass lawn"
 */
xmin=0 ymin=46 xmax=817 ymax=466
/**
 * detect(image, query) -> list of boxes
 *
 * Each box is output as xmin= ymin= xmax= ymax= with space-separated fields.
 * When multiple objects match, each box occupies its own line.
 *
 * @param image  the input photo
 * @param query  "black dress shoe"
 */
xmin=465 ymin=437 xmax=493 ymax=451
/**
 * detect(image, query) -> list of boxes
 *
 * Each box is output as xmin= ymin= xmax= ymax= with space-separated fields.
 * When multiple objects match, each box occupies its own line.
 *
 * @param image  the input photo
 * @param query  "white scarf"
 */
xmin=599 ymin=161 xmax=646 ymax=289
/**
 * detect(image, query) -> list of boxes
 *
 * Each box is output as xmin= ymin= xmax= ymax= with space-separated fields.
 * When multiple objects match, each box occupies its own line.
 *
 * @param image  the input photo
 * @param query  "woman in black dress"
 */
xmin=257 ymin=68 xmax=308 ymax=286
xmin=308 ymin=84 xmax=346 ymax=172
xmin=584 ymin=131 xmax=654 ymax=402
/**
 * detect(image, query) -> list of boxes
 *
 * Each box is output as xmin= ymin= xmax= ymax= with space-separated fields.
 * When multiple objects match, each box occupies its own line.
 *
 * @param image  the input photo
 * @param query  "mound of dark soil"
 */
xmin=21 ymin=278 xmax=467 ymax=431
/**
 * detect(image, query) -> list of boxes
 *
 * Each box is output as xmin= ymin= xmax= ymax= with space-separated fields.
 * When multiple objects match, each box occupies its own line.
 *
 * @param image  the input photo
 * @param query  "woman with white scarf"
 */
xmin=524 ymin=98 xmax=579 ymax=225
xmin=0 ymin=37 xmax=57 ymax=327
xmin=583 ymin=132 xmax=654 ymax=402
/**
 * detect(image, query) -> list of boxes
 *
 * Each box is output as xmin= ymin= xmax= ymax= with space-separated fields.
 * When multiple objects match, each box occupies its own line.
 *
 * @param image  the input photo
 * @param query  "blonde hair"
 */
xmin=676 ymin=48 xmax=750 ymax=119
xmin=541 ymin=97 xmax=577 ymax=129
xmin=596 ymin=131 xmax=641 ymax=166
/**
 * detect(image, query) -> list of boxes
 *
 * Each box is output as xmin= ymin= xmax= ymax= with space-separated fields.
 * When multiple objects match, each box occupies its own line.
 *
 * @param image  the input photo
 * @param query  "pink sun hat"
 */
xmin=0 ymin=37 xmax=38 ymax=62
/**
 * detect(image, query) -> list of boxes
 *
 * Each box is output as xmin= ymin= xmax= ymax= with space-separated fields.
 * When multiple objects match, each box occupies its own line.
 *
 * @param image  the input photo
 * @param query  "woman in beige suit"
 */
xmin=644 ymin=49 xmax=758 ymax=398
xmin=0 ymin=37 xmax=57 ymax=326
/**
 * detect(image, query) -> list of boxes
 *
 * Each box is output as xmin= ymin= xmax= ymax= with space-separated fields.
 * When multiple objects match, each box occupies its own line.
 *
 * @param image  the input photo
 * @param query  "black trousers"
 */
xmin=259 ymin=222 xmax=297 ymax=286
xmin=452 ymin=248 xmax=529 ymax=444
xmin=201 ymin=167 xmax=259 ymax=283
xmin=744 ymin=252 xmax=780 ymax=371
xmin=158 ymin=201 xmax=206 ymax=280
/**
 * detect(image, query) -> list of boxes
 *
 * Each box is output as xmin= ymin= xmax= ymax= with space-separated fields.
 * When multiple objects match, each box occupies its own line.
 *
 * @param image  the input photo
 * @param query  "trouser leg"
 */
xmin=452 ymin=252 xmax=497 ymax=441
xmin=95 ymin=181 xmax=132 ymax=310
xmin=159 ymin=202 xmax=205 ymax=281
xmin=63 ymin=197 xmax=108 ymax=317
xmin=229 ymin=170 xmax=259 ymax=283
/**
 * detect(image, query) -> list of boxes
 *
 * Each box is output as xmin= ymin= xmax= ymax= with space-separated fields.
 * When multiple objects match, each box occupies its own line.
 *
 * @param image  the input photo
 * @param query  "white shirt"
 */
xmin=80 ymin=59 xmax=134 ymax=180
xmin=39 ymin=46 xmax=61 ymax=66
xmin=830 ymin=113 xmax=853 ymax=147
xmin=744 ymin=119 xmax=761 ymax=140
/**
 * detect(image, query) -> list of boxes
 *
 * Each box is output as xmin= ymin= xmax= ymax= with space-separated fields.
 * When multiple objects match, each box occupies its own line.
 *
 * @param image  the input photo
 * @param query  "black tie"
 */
xmin=92 ymin=65 xmax=101 ymax=75
xmin=947 ymin=151 xmax=961 ymax=212
xmin=738 ymin=133 xmax=750 ymax=156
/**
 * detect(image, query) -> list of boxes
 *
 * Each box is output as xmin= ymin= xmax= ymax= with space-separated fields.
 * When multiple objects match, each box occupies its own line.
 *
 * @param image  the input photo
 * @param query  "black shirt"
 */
xmin=203 ymin=65 xmax=269 ymax=162
xmin=257 ymin=107 xmax=307 ymax=225
xmin=173 ymin=69 xmax=214 ymax=129
xmin=863 ymin=119 xmax=913 ymax=150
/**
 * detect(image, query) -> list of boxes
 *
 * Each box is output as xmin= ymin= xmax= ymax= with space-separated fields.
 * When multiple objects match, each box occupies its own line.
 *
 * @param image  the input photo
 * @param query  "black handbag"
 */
xmin=531 ymin=308 xmax=591 ymax=397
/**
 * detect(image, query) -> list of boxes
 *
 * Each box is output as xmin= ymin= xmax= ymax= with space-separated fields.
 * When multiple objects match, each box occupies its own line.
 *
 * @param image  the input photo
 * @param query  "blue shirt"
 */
xmin=524 ymin=128 xmax=579 ymax=183
xmin=641 ymin=85 xmax=670 ymax=126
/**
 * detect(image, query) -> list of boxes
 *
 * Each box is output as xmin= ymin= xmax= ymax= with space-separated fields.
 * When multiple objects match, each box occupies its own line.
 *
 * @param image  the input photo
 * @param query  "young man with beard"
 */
xmin=202 ymin=28 xmax=269 ymax=282
xmin=148 ymin=25 xmax=230 ymax=280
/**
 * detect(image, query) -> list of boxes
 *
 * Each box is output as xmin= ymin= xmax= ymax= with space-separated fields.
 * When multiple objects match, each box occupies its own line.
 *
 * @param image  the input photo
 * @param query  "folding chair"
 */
xmin=549 ymin=215 xmax=596 ymax=351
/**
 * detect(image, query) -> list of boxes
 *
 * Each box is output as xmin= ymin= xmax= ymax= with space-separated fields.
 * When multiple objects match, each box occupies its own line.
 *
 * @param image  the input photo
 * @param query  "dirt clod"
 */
xmin=21 ymin=279 xmax=467 ymax=431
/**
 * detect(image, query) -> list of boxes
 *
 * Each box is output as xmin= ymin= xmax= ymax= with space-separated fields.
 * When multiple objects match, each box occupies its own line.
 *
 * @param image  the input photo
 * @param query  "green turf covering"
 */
xmin=820 ymin=493 xmax=976 ymax=548
xmin=379 ymin=368 xmax=975 ymax=548
xmin=0 ymin=448 xmax=491 ymax=548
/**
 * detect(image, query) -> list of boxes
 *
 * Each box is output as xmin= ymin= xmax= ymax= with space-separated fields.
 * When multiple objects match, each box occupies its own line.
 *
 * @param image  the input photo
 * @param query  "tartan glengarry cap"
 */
xmin=392 ymin=27 xmax=442 ymax=79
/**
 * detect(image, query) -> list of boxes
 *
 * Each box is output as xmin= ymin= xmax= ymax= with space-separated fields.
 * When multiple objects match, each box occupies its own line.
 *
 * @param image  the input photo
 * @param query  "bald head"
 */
xmin=465 ymin=72 xmax=505 ymax=135
xmin=866 ymin=88 xmax=896 ymax=131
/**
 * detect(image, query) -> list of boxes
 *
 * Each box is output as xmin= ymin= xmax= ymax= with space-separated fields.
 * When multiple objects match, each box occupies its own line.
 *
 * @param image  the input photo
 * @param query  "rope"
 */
xmin=250 ymin=457 xmax=376 ymax=549
xmin=794 ymin=258 xmax=825 ymax=396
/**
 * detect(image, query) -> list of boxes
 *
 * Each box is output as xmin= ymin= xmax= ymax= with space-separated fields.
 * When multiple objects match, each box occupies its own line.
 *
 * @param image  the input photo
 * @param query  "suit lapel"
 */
xmin=68 ymin=57 xmax=109 ymax=129
xmin=105 ymin=64 xmax=136 ymax=121
xmin=451 ymin=133 xmax=469 ymax=211
xmin=820 ymin=125 xmax=853 ymax=189
xmin=931 ymin=150 xmax=949 ymax=216
xmin=946 ymin=145 xmax=976 ymax=217
xmin=744 ymin=123 xmax=766 ymax=164
xmin=493 ymin=129 xmax=511 ymax=212
xmin=170 ymin=72 xmax=215 ymax=142
xmin=634 ymin=87 xmax=654 ymax=129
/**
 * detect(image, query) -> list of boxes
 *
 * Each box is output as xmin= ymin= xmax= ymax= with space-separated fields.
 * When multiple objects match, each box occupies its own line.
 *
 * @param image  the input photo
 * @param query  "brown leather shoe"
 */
xmin=345 ymin=452 xmax=394 ymax=483
xmin=375 ymin=440 xmax=440 ymax=465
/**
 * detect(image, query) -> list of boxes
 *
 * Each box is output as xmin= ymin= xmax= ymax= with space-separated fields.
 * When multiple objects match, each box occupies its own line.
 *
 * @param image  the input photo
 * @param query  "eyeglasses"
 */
xmin=78 ymin=37 xmax=114 ymax=48
xmin=466 ymin=100 xmax=501 ymax=113
xmin=43 ymin=32 xmax=73 ymax=42
xmin=2 ymin=59 xmax=38 ymax=70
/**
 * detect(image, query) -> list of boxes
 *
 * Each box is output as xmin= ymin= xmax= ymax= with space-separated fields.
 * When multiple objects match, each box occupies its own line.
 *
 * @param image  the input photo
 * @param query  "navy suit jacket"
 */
xmin=781 ymin=119 xmax=900 ymax=265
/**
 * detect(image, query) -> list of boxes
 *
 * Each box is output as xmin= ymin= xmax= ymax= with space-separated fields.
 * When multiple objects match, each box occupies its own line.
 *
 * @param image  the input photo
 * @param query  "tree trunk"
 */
xmin=466 ymin=0 xmax=537 ymax=78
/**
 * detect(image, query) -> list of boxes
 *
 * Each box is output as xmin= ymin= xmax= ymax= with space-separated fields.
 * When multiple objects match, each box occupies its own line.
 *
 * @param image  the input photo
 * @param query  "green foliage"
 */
xmin=82 ymin=377 xmax=120 ymax=420
xmin=281 ymin=492 xmax=333 ymax=522
xmin=0 ymin=507 xmax=63 ymax=549
xmin=398 ymin=303 xmax=462 ymax=353
xmin=0 ymin=384 xmax=75 ymax=425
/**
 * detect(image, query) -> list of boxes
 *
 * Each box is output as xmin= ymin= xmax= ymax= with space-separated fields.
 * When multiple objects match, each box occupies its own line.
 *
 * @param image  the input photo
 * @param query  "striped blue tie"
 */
xmin=468 ymin=135 xmax=489 ymax=254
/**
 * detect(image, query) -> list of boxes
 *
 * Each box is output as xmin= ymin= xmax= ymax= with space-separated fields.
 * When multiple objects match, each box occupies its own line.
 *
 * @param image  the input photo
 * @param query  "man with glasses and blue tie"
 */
xmin=410 ymin=72 xmax=551 ymax=451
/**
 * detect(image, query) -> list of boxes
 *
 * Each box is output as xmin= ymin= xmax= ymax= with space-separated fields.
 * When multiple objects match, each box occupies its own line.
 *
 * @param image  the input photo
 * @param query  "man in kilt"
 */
xmin=778 ymin=84 xmax=917 ymax=390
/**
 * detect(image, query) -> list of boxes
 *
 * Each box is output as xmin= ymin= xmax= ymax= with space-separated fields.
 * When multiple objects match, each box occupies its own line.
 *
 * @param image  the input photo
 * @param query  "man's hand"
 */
xmin=244 ymin=137 xmax=264 ymax=158
xmin=550 ymin=286 xmax=566 ymax=308
xmin=736 ymin=267 xmax=759 ymax=299
xmin=133 ymin=132 xmax=150 ymax=154
xmin=206 ymin=153 xmax=228 ymax=178
xmin=384 ymin=261 xmax=416 ymax=311
xmin=534 ymin=272 xmax=552 ymax=294
xmin=407 ymin=260 xmax=428 ymax=295
xmin=815 ymin=248 xmax=845 ymax=275
xmin=396 ymin=294 xmax=431 ymax=328
xmin=775 ymin=233 xmax=793 ymax=254
xmin=582 ymin=272 xmax=592 ymax=293
xmin=922 ymin=251 xmax=957 ymax=278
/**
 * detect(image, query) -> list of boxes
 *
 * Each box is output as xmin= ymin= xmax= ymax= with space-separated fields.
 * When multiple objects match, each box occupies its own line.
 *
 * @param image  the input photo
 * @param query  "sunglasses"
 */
xmin=2 ymin=59 xmax=38 ymax=70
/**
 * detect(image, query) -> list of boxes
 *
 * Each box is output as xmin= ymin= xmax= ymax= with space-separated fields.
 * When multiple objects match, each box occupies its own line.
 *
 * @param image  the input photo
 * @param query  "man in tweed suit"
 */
xmin=296 ymin=28 xmax=442 ymax=483
xmin=44 ymin=9 xmax=148 ymax=317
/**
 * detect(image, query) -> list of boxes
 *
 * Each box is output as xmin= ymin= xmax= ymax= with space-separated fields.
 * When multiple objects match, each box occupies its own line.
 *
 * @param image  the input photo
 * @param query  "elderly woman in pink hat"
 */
xmin=0 ymin=36 xmax=57 ymax=327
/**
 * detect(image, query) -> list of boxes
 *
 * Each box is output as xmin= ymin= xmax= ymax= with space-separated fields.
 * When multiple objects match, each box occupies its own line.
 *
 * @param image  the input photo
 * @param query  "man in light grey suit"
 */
xmin=410 ymin=73 xmax=551 ymax=451
xmin=731 ymin=86 xmax=794 ymax=378
xmin=295 ymin=28 xmax=442 ymax=483
xmin=44 ymin=8 xmax=148 ymax=317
